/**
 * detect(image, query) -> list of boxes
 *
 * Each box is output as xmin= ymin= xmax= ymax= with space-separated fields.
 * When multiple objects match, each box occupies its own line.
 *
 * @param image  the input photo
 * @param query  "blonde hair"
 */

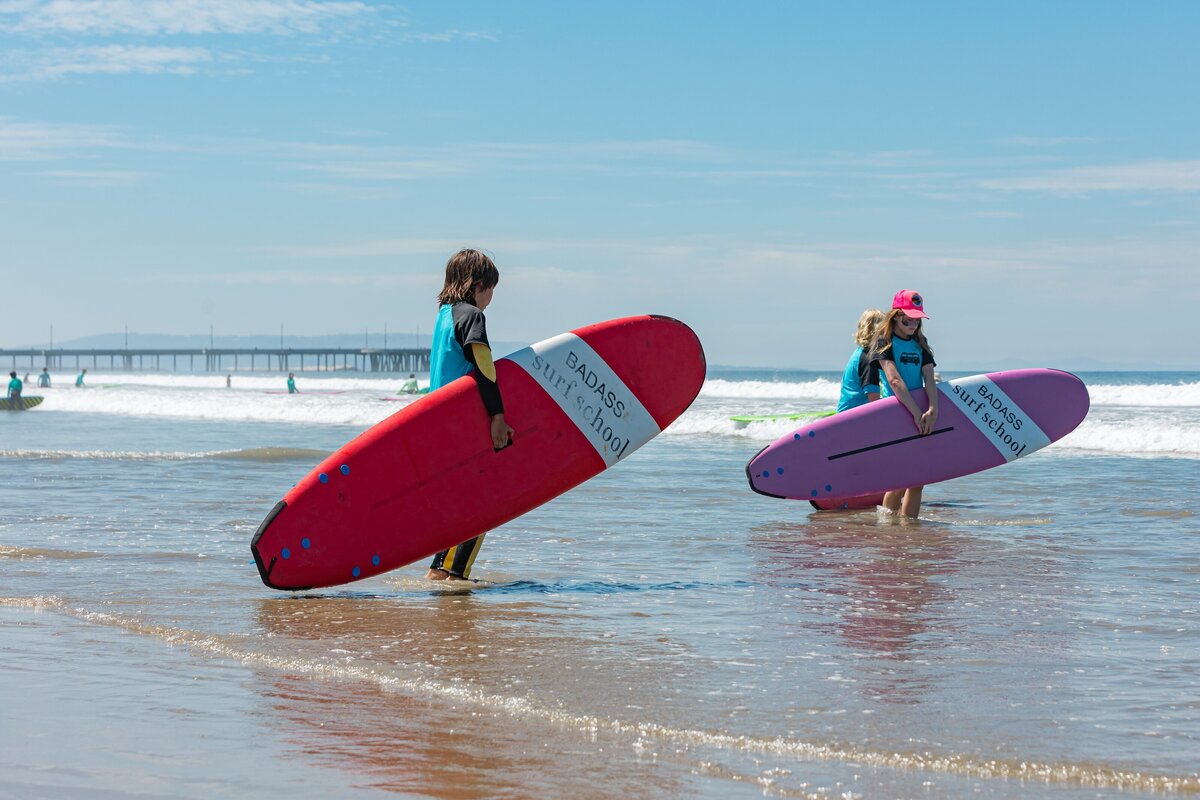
xmin=854 ymin=309 xmax=885 ymax=348
xmin=871 ymin=308 xmax=934 ymax=361
xmin=436 ymin=249 xmax=499 ymax=306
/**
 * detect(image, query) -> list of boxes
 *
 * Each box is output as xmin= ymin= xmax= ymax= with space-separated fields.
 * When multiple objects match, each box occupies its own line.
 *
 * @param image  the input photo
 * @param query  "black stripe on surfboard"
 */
xmin=827 ymin=426 xmax=955 ymax=461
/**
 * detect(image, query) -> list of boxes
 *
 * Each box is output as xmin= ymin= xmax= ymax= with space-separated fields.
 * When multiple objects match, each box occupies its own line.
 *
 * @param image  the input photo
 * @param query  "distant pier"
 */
xmin=1 ymin=347 xmax=429 ymax=373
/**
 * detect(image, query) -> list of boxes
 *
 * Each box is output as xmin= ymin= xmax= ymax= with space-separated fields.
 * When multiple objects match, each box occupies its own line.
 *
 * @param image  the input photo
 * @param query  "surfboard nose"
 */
xmin=571 ymin=315 xmax=707 ymax=429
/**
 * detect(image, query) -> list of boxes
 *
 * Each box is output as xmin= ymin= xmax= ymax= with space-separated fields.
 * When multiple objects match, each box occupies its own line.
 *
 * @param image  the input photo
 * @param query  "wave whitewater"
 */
xmin=0 ymin=447 xmax=329 ymax=463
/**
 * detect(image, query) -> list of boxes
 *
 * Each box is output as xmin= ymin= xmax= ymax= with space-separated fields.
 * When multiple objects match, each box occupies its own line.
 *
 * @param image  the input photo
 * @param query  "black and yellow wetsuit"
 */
xmin=426 ymin=301 xmax=504 ymax=579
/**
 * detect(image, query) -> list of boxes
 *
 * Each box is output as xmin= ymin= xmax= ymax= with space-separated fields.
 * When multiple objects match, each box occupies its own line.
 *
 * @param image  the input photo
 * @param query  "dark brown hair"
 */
xmin=437 ymin=249 xmax=499 ymax=306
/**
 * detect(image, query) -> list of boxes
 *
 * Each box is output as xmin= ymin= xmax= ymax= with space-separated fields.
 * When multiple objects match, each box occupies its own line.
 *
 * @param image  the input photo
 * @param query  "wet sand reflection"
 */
xmin=253 ymin=591 xmax=696 ymax=798
xmin=749 ymin=511 xmax=961 ymax=705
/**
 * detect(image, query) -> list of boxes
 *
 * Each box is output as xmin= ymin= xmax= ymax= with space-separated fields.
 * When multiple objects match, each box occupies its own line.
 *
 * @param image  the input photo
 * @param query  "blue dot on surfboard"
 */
xmin=352 ymin=566 xmax=361 ymax=578
xmin=340 ymin=464 xmax=350 ymax=475
xmin=301 ymin=538 xmax=311 ymax=549
xmin=826 ymin=484 xmax=832 ymax=492
xmin=808 ymin=431 xmax=816 ymax=438
xmin=372 ymin=555 xmax=380 ymax=566
xmin=810 ymin=490 xmax=818 ymax=497
xmin=281 ymin=548 xmax=291 ymax=559
xmin=777 ymin=467 xmax=784 ymax=475
xmin=319 ymin=473 xmax=329 ymax=483
xmin=793 ymin=433 xmax=800 ymax=440
xmin=761 ymin=470 xmax=770 ymax=478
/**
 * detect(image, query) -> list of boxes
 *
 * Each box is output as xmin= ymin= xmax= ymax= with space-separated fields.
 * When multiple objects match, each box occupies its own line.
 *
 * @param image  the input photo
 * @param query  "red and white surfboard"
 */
xmin=251 ymin=315 xmax=705 ymax=590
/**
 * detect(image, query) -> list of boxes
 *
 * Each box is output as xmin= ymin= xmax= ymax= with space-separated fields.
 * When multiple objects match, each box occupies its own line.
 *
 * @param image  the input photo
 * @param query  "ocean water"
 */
xmin=1 ymin=367 xmax=1198 ymax=799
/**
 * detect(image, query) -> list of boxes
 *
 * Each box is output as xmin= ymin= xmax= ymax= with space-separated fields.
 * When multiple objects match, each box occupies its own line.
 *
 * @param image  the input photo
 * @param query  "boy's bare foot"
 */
xmin=426 ymin=568 xmax=470 ymax=581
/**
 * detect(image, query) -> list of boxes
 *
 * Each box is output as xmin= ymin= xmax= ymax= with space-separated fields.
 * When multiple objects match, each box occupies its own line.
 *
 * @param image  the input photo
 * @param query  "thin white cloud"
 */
xmin=402 ymin=28 xmax=497 ymax=43
xmin=983 ymin=161 xmax=1200 ymax=193
xmin=258 ymin=233 xmax=1200 ymax=288
xmin=17 ymin=44 xmax=213 ymax=79
xmin=264 ymin=238 xmax=476 ymax=259
xmin=28 ymin=168 xmax=147 ymax=185
xmin=997 ymin=135 xmax=1099 ymax=148
xmin=0 ymin=116 xmax=127 ymax=160
xmin=152 ymin=269 xmax=430 ymax=288
xmin=0 ymin=1 xmax=396 ymax=81
xmin=0 ymin=0 xmax=371 ymax=36
xmin=287 ymin=158 xmax=470 ymax=181
xmin=0 ymin=117 xmax=730 ymax=183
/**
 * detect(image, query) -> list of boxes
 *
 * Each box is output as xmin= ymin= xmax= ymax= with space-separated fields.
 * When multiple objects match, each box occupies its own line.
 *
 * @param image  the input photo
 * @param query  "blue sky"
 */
xmin=1 ymin=1 xmax=1197 ymax=369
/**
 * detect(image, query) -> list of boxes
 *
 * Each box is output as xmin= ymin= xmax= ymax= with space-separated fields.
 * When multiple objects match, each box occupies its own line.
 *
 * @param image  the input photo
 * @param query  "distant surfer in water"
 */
xmin=75 ymin=368 xmax=86 ymax=387
xmin=37 ymin=368 xmax=51 ymax=388
xmin=836 ymin=309 xmax=884 ymax=413
xmin=426 ymin=248 xmax=513 ymax=582
xmin=6 ymin=371 xmax=22 ymax=409
xmin=871 ymin=290 xmax=937 ymax=518
xmin=287 ymin=372 xmax=297 ymax=394
xmin=399 ymin=373 xmax=419 ymax=394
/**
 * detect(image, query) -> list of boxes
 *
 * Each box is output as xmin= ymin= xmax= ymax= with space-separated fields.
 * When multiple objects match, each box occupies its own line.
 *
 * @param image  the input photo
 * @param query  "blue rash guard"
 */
xmin=878 ymin=333 xmax=935 ymax=396
xmin=836 ymin=346 xmax=881 ymax=413
xmin=429 ymin=301 xmax=503 ymax=415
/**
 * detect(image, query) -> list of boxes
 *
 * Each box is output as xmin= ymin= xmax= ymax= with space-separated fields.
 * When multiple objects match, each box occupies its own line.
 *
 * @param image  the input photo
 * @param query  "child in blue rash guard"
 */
xmin=872 ymin=289 xmax=938 ymax=518
xmin=836 ymin=309 xmax=884 ymax=413
xmin=7 ymin=371 xmax=22 ymax=408
xmin=426 ymin=249 xmax=514 ymax=582
xmin=37 ymin=368 xmax=51 ymax=388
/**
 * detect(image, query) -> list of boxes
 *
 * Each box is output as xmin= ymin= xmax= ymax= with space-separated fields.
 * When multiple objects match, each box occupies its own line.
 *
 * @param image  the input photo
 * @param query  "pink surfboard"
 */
xmin=252 ymin=315 xmax=705 ymax=591
xmin=748 ymin=369 xmax=1089 ymax=503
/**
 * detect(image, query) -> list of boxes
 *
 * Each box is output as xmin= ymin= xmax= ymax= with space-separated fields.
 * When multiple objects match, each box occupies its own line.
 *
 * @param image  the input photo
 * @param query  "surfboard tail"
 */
xmin=251 ymin=500 xmax=313 ymax=591
xmin=746 ymin=445 xmax=787 ymax=499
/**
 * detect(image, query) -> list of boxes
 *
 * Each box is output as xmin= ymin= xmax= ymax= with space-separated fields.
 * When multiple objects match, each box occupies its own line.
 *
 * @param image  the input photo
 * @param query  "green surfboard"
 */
xmin=730 ymin=409 xmax=834 ymax=426
xmin=4 ymin=396 xmax=44 ymax=411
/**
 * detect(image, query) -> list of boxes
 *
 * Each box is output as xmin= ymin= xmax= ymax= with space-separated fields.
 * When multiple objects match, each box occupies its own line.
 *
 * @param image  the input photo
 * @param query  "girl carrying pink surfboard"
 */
xmin=872 ymin=289 xmax=938 ymax=517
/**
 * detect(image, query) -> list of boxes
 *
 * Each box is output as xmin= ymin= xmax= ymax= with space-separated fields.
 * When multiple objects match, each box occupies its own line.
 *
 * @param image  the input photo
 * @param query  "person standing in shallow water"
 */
xmin=425 ymin=248 xmax=514 ymax=582
xmin=7 ymin=371 xmax=22 ymax=409
xmin=37 ymin=368 xmax=51 ymax=388
xmin=287 ymin=372 xmax=297 ymax=394
xmin=872 ymin=290 xmax=937 ymax=518
xmin=836 ymin=308 xmax=884 ymax=413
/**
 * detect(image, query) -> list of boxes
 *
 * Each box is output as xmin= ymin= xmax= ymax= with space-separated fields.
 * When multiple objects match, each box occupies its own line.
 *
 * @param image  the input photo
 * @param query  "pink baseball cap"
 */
xmin=892 ymin=289 xmax=929 ymax=319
